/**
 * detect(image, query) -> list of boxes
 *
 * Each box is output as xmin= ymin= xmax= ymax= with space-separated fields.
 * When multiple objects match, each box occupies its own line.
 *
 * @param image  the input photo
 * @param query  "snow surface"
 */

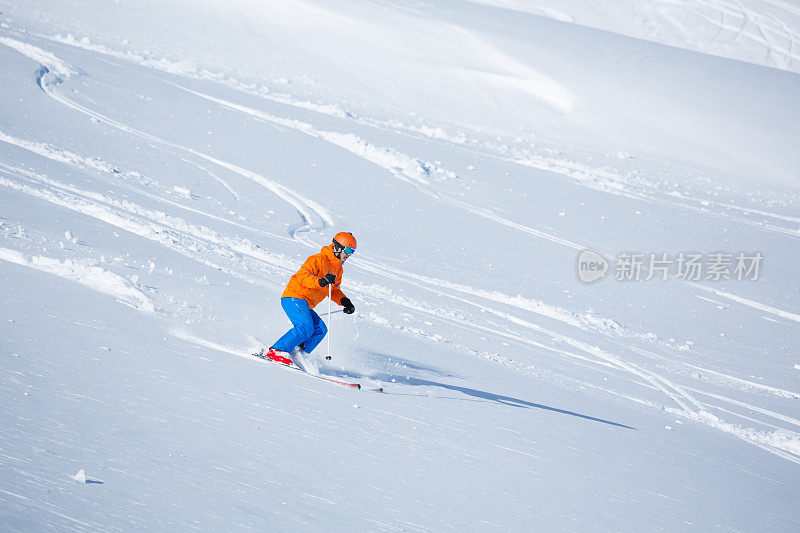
xmin=1 ymin=1 xmax=799 ymax=530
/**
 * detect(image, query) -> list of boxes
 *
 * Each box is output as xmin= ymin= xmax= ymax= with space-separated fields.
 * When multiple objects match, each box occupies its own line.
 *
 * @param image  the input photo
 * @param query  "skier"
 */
xmin=262 ymin=232 xmax=357 ymax=365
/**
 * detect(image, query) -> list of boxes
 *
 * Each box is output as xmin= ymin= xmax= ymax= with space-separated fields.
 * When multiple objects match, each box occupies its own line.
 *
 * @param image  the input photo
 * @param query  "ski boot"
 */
xmin=258 ymin=347 xmax=294 ymax=365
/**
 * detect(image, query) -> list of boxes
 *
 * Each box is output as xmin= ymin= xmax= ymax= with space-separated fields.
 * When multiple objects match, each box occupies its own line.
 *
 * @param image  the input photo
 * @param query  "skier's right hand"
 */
xmin=319 ymin=273 xmax=336 ymax=287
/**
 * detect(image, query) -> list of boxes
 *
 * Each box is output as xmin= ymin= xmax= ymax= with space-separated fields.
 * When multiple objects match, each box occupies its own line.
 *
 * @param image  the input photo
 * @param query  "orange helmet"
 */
xmin=332 ymin=232 xmax=357 ymax=255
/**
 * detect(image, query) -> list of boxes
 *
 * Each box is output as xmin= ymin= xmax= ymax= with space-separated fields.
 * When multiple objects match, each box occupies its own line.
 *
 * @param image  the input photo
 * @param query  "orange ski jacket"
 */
xmin=281 ymin=244 xmax=347 ymax=309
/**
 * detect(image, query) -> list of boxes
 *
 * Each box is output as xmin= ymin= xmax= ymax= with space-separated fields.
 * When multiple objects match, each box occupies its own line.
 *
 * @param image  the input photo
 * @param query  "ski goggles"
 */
xmin=342 ymin=246 xmax=356 ymax=255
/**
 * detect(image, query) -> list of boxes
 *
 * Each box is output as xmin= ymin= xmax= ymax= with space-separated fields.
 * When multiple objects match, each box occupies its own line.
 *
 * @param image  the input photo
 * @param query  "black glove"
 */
xmin=341 ymin=297 xmax=355 ymax=314
xmin=319 ymin=273 xmax=336 ymax=287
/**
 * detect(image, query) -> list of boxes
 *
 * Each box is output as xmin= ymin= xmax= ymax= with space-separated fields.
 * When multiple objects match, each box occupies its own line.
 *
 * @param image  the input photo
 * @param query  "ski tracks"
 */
xmin=350 ymin=256 xmax=800 ymax=464
xmin=0 ymin=35 xmax=333 ymax=245
xmin=33 ymin=30 xmax=800 ymax=244
xmin=689 ymin=0 xmax=800 ymax=69
xmin=0 ymin=163 xmax=293 ymax=291
xmin=169 ymin=82 xmax=591 ymax=251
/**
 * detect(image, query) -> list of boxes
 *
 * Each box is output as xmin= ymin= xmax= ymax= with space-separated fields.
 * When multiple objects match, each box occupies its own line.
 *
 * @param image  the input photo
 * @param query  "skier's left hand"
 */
xmin=341 ymin=297 xmax=355 ymax=314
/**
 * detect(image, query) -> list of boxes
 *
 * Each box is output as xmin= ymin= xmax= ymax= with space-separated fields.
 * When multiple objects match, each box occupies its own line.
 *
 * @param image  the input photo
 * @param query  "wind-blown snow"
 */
xmin=0 ymin=248 xmax=154 ymax=313
xmin=0 ymin=35 xmax=75 ymax=77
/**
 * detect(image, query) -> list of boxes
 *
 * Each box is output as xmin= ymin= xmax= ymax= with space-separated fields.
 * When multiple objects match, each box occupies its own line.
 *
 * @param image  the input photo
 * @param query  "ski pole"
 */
xmin=326 ymin=283 xmax=332 ymax=360
xmin=319 ymin=309 xmax=343 ymax=317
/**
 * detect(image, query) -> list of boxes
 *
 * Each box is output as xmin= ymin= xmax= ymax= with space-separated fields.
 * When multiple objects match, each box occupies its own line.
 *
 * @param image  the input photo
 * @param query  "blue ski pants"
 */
xmin=272 ymin=297 xmax=327 ymax=354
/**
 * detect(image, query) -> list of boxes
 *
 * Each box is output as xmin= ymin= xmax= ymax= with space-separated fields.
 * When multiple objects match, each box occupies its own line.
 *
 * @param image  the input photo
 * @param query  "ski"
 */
xmin=252 ymin=350 xmax=382 ymax=392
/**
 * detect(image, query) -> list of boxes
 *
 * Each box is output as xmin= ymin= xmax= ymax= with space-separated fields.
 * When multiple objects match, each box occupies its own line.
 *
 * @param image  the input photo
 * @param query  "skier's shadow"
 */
xmin=400 ymin=376 xmax=634 ymax=429
xmin=323 ymin=352 xmax=633 ymax=429
xmin=329 ymin=367 xmax=633 ymax=430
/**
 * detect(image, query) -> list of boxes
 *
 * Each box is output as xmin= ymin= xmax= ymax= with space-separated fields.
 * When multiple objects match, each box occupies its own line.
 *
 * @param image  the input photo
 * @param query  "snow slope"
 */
xmin=1 ymin=1 xmax=799 ymax=530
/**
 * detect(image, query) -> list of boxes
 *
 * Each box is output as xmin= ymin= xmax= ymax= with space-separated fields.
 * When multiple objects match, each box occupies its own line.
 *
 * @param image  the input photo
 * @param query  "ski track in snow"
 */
xmin=171 ymin=83 xmax=592 ymax=251
xmin=504 ymin=149 xmax=800 ymax=239
xmin=0 ymin=130 xmax=290 ymax=242
xmin=351 ymin=256 xmax=626 ymax=335
xmin=679 ymin=361 xmax=800 ymax=400
xmin=0 ymin=164 xmax=292 ymax=289
xmin=2 ymin=32 xmax=800 ymax=466
xmin=171 ymin=83 xmax=451 ymax=188
xmin=179 ymin=157 xmax=240 ymax=201
xmin=688 ymin=281 xmax=800 ymax=324
xmin=680 ymin=385 xmax=800 ymax=429
xmin=690 ymin=0 xmax=800 ymax=68
xmin=0 ymin=36 xmax=332 ymax=245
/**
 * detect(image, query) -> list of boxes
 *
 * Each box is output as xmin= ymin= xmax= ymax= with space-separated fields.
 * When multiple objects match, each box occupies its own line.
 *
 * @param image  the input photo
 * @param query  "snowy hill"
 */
xmin=1 ymin=1 xmax=799 ymax=530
